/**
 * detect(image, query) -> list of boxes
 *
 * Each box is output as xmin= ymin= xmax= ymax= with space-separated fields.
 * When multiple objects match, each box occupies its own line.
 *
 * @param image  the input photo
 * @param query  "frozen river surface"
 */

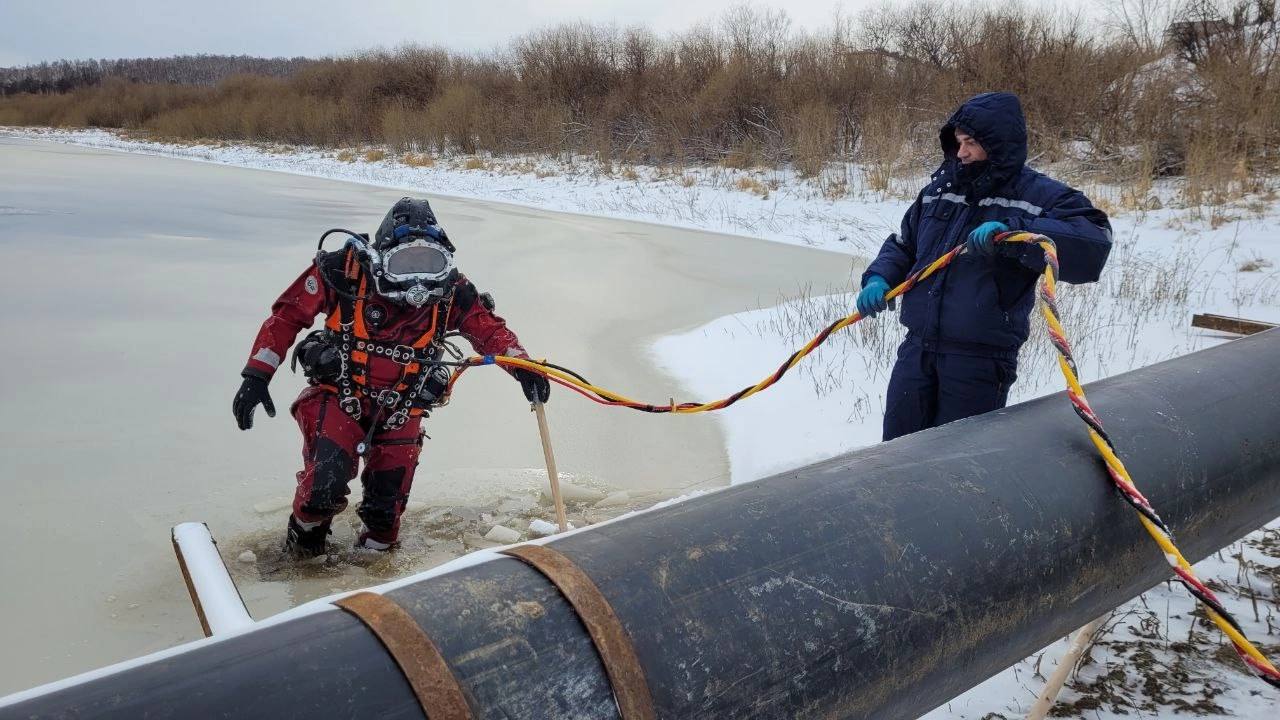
xmin=0 ymin=136 xmax=850 ymax=694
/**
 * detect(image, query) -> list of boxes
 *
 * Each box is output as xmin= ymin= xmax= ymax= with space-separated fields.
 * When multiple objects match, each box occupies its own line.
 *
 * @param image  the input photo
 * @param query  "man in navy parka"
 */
xmin=857 ymin=92 xmax=1112 ymax=441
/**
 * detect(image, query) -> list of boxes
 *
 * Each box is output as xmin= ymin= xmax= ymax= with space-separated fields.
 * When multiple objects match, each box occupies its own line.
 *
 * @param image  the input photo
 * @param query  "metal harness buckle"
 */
xmin=374 ymin=389 xmax=402 ymax=407
xmin=339 ymin=396 xmax=362 ymax=420
xmin=390 ymin=344 xmax=418 ymax=365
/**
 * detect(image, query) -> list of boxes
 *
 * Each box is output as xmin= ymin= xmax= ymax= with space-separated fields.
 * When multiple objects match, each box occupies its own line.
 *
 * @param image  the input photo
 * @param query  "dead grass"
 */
xmin=1117 ymin=145 xmax=1159 ymax=212
xmin=721 ymin=141 xmax=763 ymax=171
xmin=400 ymin=152 xmax=435 ymax=167
xmin=821 ymin=174 xmax=850 ymax=201
xmin=859 ymin=109 xmax=911 ymax=199
xmin=734 ymin=175 xmax=769 ymax=198
xmin=1239 ymin=255 xmax=1274 ymax=272
xmin=753 ymin=232 xmax=1214 ymax=417
xmin=1052 ymin=529 xmax=1280 ymax=718
xmin=363 ymin=148 xmax=386 ymax=162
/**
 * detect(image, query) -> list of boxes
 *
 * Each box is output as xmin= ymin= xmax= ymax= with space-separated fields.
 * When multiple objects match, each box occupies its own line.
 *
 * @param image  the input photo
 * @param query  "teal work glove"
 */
xmin=856 ymin=275 xmax=891 ymax=317
xmin=966 ymin=221 xmax=1009 ymax=256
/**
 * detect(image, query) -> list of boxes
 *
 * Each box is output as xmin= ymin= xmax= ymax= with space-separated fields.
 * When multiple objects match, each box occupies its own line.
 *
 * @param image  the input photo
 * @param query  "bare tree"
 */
xmin=1100 ymin=0 xmax=1180 ymax=51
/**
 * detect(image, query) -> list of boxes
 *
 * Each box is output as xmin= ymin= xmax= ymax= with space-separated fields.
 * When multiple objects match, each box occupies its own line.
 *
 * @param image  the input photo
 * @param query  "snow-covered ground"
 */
xmin=8 ymin=126 xmax=1279 ymax=717
xmin=927 ymin=522 xmax=1280 ymax=720
xmin=656 ymin=199 xmax=1280 ymax=483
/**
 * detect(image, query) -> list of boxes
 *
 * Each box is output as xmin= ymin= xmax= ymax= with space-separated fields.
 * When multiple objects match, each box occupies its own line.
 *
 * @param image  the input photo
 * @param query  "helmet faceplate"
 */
xmin=370 ymin=197 xmax=458 ymax=305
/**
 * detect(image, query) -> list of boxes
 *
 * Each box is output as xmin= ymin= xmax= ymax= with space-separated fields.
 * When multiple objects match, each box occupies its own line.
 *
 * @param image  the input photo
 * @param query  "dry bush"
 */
xmin=1171 ymin=1 xmax=1280 ymax=209
xmin=0 ymin=78 xmax=211 ymax=130
xmin=381 ymin=102 xmax=432 ymax=153
xmin=721 ymin=138 xmax=762 ymax=169
xmin=787 ymin=101 xmax=839 ymax=178
xmin=513 ymin=23 xmax=619 ymax=116
xmin=426 ymin=84 xmax=485 ymax=154
xmin=364 ymin=149 xmax=386 ymax=162
xmin=0 ymin=93 xmax=79 ymax=125
xmin=2 ymin=0 xmax=1278 ymax=194
xmin=857 ymin=107 xmax=913 ymax=197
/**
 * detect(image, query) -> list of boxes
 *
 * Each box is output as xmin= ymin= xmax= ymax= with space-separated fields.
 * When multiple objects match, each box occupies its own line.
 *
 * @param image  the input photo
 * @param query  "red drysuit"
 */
xmin=243 ymin=260 xmax=526 ymax=545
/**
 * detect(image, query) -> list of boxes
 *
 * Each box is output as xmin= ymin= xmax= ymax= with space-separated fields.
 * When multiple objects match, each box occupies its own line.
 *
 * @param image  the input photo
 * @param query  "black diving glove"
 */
xmin=514 ymin=369 xmax=551 ymax=404
xmin=233 ymin=373 xmax=276 ymax=430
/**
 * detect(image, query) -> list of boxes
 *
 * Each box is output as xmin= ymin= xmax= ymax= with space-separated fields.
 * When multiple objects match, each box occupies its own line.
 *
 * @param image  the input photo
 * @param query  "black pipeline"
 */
xmin=5 ymin=330 xmax=1280 ymax=719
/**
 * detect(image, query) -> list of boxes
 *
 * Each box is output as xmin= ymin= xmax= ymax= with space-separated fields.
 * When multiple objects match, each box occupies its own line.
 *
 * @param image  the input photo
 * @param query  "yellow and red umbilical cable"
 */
xmin=443 ymin=230 xmax=1280 ymax=688
xmin=444 ymin=241 xmax=970 ymax=413
xmin=1003 ymin=230 xmax=1280 ymax=689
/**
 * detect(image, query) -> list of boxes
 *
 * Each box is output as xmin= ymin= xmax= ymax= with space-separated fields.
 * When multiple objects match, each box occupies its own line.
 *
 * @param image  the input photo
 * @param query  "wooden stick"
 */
xmin=1025 ymin=616 xmax=1106 ymax=720
xmin=534 ymin=401 xmax=568 ymax=533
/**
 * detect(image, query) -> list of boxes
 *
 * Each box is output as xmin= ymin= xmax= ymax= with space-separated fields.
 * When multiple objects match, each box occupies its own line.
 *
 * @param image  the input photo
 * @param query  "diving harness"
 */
xmin=293 ymin=229 xmax=467 ymax=444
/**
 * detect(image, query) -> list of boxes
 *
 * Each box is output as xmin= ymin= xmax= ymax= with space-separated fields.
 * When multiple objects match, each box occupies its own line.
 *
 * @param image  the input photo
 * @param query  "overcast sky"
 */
xmin=0 ymin=0 xmax=892 ymax=67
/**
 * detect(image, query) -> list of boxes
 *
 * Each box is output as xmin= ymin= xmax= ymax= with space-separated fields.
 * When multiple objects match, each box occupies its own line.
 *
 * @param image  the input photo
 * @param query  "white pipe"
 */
xmin=171 ymin=522 xmax=254 ymax=636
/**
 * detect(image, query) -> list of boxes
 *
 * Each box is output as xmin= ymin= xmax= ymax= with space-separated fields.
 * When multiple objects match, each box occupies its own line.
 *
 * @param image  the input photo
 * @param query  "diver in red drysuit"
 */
xmin=232 ymin=197 xmax=549 ymax=556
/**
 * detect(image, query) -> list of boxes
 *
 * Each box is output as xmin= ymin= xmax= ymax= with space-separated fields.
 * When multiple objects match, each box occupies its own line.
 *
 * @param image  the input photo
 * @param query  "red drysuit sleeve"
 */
xmin=243 ymin=265 xmax=332 ymax=379
xmin=448 ymin=277 xmax=527 ymax=359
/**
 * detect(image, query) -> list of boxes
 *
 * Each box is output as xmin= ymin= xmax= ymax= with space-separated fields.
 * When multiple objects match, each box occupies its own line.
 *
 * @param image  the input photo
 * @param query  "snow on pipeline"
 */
xmin=6 ymin=127 xmax=1280 ymax=717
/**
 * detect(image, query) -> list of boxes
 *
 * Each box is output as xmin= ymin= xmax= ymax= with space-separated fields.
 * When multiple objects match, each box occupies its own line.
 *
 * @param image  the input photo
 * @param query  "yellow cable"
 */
xmin=1003 ymin=231 xmax=1280 ymax=680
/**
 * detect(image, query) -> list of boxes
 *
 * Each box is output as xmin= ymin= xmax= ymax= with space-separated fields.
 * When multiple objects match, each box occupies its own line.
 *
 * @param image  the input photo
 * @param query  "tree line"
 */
xmin=1 ymin=1 xmax=1276 ymax=194
xmin=0 ymin=55 xmax=313 ymax=96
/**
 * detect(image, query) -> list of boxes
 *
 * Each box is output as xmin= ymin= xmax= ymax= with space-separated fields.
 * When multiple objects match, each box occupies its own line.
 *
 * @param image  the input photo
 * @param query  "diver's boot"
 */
xmin=354 ymin=525 xmax=396 ymax=553
xmin=284 ymin=515 xmax=331 ymax=559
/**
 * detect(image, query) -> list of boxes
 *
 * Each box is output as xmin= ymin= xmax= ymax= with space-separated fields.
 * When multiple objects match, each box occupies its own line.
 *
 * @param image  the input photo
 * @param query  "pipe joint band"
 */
xmin=334 ymin=591 xmax=474 ymax=720
xmin=501 ymin=544 xmax=656 ymax=720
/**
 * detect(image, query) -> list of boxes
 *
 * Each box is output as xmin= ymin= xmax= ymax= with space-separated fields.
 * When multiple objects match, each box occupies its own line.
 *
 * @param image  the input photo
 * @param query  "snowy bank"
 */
xmin=654 ymin=196 xmax=1280 ymax=483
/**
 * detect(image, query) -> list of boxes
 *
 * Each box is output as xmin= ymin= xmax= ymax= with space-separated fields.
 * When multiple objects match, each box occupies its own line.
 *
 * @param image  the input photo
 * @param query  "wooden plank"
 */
xmin=1191 ymin=313 xmax=1277 ymax=336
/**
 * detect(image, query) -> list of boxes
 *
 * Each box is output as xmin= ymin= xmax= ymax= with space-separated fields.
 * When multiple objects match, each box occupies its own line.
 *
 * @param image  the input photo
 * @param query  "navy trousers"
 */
xmin=882 ymin=337 xmax=1019 ymax=441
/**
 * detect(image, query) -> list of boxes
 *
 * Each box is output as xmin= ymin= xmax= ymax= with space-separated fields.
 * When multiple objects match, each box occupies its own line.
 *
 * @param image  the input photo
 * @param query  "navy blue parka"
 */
xmin=862 ymin=93 xmax=1112 ymax=356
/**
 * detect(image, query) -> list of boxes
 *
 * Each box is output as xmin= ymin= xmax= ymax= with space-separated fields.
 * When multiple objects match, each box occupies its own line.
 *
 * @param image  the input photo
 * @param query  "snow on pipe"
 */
xmin=4 ymin=329 xmax=1280 ymax=719
xmin=170 ymin=522 xmax=253 ymax=637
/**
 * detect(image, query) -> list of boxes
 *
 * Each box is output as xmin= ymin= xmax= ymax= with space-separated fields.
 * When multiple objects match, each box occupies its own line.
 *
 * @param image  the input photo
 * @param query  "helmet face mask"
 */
xmin=371 ymin=239 xmax=456 ymax=307
xmin=370 ymin=197 xmax=458 ymax=306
